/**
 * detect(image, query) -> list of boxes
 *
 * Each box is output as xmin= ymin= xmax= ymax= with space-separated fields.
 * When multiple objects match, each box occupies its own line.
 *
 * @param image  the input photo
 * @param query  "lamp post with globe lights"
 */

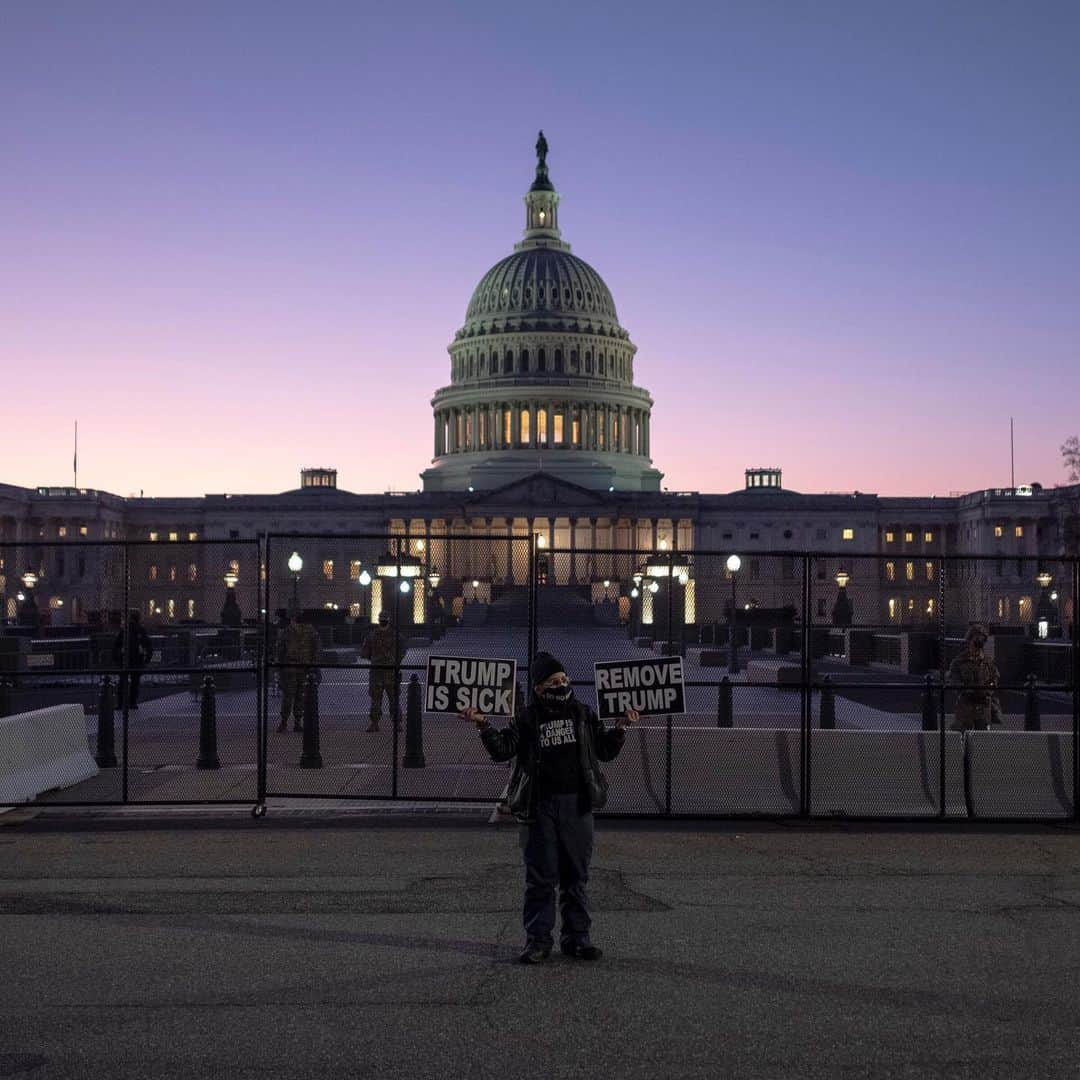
xmin=726 ymin=554 xmax=742 ymax=673
xmin=1035 ymin=570 xmax=1054 ymax=639
xmin=221 ymin=569 xmax=242 ymax=627
xmin=18 ymin=570 xmax=40 ymax=631
xmin=287 ymin=552 xmax=303 ymax=617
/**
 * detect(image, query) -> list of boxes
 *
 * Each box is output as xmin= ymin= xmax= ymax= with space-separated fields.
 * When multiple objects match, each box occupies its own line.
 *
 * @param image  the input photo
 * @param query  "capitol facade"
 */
xmin=1 ymin=136 xmax=1078 ymax=632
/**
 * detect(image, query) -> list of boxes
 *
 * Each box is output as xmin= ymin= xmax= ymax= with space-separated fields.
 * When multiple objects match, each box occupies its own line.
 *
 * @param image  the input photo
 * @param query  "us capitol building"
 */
xmin=2 ymin=136 xmax=1078 ymax=632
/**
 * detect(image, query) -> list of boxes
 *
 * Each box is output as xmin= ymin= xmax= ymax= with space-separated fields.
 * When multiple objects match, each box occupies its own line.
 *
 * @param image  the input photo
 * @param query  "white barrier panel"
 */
xmin=810 ymin=730 xmax=966 ymax=817
xmin=967 ymin=732 xmax=1075 ymax=819
xmin=0 ymin=704 xmax=99 ymax=803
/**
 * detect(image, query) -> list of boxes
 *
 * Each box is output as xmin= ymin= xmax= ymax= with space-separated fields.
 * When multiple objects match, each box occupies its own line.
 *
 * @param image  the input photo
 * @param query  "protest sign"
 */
xmin=594 ymin=657 xmax=685 ymax=720
xmin=425 ymin=656 xmax=517 ymax=716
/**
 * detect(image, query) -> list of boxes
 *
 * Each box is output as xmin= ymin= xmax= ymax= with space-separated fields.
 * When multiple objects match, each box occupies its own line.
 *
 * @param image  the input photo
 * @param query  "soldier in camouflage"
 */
xmin=361 ymin=608 xmax=403 ymax=732
xmin=275 ymin=612 xmax=319 ymax=733
xmin=947 ymin=623 xmax=1000 ymax=732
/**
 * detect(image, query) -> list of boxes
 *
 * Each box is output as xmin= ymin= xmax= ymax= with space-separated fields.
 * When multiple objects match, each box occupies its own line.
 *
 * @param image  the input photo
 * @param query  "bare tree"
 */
xmin=1062 ymin=435 xmax=1080 ymax=483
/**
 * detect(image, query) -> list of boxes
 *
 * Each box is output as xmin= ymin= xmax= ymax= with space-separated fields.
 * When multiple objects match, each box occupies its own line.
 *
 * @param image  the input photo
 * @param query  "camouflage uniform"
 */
xmin=276 ymin=620 xmax=319 ymax=730
xmin=947 ymin=626 xmax=1000 ymax=732
xmin=361 ymin=623 xmax=403 ymax=731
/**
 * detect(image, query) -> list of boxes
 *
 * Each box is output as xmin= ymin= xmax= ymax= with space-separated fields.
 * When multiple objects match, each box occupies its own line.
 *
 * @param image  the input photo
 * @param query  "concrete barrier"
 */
xmin=966 ymin=732 xmax=1075 ymax=818
xmin=0 ymin=704 xmax=98 ymax=803
xmin=809 ymin=730 xmax=965 ymax=817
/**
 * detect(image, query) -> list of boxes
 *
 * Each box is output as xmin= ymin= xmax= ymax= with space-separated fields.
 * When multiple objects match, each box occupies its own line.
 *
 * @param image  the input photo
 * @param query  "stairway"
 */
xmin=487 ymin=584 xmax=597 ymax=627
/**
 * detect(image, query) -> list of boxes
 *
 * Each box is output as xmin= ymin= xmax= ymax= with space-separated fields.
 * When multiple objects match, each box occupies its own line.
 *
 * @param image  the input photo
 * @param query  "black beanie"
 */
xmin=530 ymin=652 xmax=565 ymax=686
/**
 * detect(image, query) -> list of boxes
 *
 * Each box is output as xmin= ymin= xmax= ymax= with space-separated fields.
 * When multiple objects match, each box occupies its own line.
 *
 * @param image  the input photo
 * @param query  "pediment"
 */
xmin=468 ymin=471 xmax=612 ymax=510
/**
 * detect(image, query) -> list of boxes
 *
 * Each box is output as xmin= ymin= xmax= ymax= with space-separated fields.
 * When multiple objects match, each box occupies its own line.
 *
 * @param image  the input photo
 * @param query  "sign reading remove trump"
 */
xmin=425 ymin=656 xmax=517 ymax=716
xmin=594 ymin=658 xmax=685 ymax=719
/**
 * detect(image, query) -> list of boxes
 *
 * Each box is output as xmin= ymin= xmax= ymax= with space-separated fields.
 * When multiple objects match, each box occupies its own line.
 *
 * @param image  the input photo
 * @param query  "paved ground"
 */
xmin=2 ymin=807 xmax=1079 ymax=1079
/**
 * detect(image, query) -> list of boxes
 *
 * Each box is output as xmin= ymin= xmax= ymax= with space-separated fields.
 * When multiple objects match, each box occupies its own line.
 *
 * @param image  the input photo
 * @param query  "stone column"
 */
xmin=511 ymin=402 xmax=521 ymax=448
xmin=529 ymin=402 xmax=538 ymax=449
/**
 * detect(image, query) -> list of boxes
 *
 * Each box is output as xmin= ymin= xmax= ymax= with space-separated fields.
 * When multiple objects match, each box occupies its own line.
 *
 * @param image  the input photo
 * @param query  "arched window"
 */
xmin=504 ymin=351 xmax=513 ymax=374
xmin=554 ymin=349 xmax=564 ymax=373
xmin=598 ymin=353 xmax=606 ymax=376
xmin=584 ymin=351 xmax=592 ymax=374
xmin=538 ymin=348 xmax=546 ymax=371
xmin=570 ymin=349 xmax=578 ymax=371
xmin=518 ymin=349 xmax=529 ymax=373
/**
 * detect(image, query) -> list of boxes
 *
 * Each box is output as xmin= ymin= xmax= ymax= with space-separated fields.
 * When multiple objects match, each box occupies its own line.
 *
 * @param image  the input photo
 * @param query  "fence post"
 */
xmin=403 ymin=673 xmax=425 ymax=768
xmin=95 ymin=674 xmax=118 ymax=768
xmin=716 ymin=676 xmax=733 ymax=727
xmin=921 ymin=673 xmax=938 ymax=732
xmin=819 ymin=676 xmax=835 ymax=729
xmin=300 ymin=672 xmax=322 ymax=768
xmin=196 ymin=675 xmax=220 ymax=769
xmin=1024 ymin=674 xmax=1040 ymax=732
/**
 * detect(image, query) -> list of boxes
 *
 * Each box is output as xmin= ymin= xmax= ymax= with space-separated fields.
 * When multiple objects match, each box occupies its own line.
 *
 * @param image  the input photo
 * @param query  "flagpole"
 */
xmin=74 ymin=420 xmax=78 ymax=489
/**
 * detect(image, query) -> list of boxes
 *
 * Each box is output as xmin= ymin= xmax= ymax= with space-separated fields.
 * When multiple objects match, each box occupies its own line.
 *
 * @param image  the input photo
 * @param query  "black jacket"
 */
xmin=480 ymin=695 xmax=625 ymax=822
xmin=112 ymin=624 xmax=153 ymax=669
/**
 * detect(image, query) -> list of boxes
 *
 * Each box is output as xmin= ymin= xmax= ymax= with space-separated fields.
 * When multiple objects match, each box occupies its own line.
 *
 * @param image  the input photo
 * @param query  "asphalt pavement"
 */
xmin=2 ymin=808 xmax=1079 ymax=1079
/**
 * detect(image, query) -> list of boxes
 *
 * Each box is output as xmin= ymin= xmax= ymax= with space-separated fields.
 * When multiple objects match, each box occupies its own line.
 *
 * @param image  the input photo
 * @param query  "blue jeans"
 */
xmin=520 ymin=793 xmax=594 ymax=948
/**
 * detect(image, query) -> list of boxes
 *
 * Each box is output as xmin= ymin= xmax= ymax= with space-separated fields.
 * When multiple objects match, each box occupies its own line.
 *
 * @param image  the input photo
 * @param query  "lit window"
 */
xmin=925 ymin=562 xmax=934 ymax=581
xmin=168 ymin=532 xmax=178 ymax=542
xmin=323 ymin=559 xmax=334 ymax=581
xmin=229 ymin=559 xmax=239 ymax=575
xmin=168 ymin=565 xmax=177 ymax=582
xmin=1015 ymin=525 xmax=1024 ymax=538
xmin=188 ymin=532 xmax=198 ymax=541
xmin=907 ymin=598 xmax=915 ymax=613
xmin=572 ymin=417 xmax=581 ymax=446
xmin=187 ymin=599 xmax=196 ymax=618
xmin=924 ymin=531 xmax=934 ymax=543
xmin=149 ymin=565 xmax=158 ymax=582
xmin=904 ymin=531 xmax=914 ymax=543
xmin=884 ymin=531 xmax=895 ymax=543
xmin=48 ymin=596 xmax=63 ymax=610
xmin=553 ymin=413 xmax=564 ymax=443
xmin=147 ymin=600 xmax=155 ymax=616
xmin=905 ymin=562 xmax=914 ymax=582
xmin=188 ymin=564 xmax=198 ymax=582
xmin=994 ymin=525 xmax=1003 ymax=538
xmin=79 ymin=526 xmax=88 ymax=536
xmin=149 ymin=532 xmax=159 ymax=541
xmin=537 ymin=408 xmax=548 ymax=445
xmin=350 ymin=560 xmax=362 ymax=582
xmin=997 ymin=597 xmax=1008 ymax=618
xmin=350 ymin=602 xmax=361 ymax=617
xmin=926 ymin=598 xmax=935 ymax=616
xmin=167 ymin=599 xmax=176 ymax=618
xmin=503 ymin=409 xmax=512 ymax=445
xmin=58 ymin=526 xmax=67 ymax=537
xmin=888 ymin=598 xmax=898 ymax=620
xmin=842 ymin=528 xmax=854 ymax=540
xmin=885 ymin=561 xmax=896 ymax=581
xmin=520 ymin=409 xmax=530 ymax=443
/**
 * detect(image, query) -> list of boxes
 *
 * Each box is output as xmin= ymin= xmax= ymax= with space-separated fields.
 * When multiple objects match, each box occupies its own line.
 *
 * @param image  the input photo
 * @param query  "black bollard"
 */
xmin=403 ymin=673 xmax=426 ymax=768
xmin=0 ymin=676 xmax=10 ymax=719
xmin=300 ymin=672 xmax=323 ymax=768
xmin=716 ymin=676 xmax=733 ymax=727
xmin=95 ymin=674 xmax=118 ymax=768
xmin=197 ymin=675 xmax=220 ymax=769
xmin=819 ymin=675 xmax=836 ymax=729
xmin=921 ymin=673 xmax=937 ymax=732
xmin=1024 ymin=674 xmax=1040 ymax=732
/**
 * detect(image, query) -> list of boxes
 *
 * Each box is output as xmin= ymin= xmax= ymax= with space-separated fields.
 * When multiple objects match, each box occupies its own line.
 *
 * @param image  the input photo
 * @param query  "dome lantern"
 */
xmin=519 ymin=130 xmax=566 ymax=251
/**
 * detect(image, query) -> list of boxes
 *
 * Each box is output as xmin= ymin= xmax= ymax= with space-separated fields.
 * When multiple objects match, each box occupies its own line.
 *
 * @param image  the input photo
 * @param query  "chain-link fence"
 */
xmin=2 ymin=538 xmax=1077 ymax=820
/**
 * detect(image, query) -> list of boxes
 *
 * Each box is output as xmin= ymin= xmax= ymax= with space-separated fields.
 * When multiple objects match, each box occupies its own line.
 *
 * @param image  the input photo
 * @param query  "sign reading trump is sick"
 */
xmin=425 ymin=656 xmax=517 ymax=716
xmin=593 ymin=657 xmax=685 ymax=720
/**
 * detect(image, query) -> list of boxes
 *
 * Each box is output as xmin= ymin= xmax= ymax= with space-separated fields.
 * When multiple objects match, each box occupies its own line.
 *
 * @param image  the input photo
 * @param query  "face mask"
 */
xmin=540 ymin=684 xmax=571 ymax=705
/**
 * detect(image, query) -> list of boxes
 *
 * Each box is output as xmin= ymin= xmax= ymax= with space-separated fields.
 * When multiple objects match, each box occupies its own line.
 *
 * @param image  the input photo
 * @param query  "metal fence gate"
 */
xmin=2 ymin=534 xmax=1078 ymax=821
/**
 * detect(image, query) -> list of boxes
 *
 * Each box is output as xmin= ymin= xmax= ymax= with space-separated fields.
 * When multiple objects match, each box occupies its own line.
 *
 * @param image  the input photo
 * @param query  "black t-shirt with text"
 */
xmin=536 ymin=708 xmax=580 ymax=796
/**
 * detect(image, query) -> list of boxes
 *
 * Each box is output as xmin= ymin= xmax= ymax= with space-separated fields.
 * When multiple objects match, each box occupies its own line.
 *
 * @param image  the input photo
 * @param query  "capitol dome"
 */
xmin=421 ymin=133 xmax=662 ymax=494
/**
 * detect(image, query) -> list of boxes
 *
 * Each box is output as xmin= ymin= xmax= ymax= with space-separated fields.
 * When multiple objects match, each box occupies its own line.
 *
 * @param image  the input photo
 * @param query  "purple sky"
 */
xmin=3 ymin=2 xmax=1078 ymax=498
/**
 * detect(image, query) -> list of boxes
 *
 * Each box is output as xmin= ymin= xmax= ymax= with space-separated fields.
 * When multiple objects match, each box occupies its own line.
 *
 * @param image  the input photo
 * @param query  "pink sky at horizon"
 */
xmin=2 ymin=5 xmax=1078 ymax=501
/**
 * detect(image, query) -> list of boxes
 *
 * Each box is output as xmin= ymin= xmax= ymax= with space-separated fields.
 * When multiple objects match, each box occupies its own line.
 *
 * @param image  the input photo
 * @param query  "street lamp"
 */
xmin=1035 ymin=570 xmax=1055 ymax=637
xmin=221 ymin=569 xmax=242 ymax=627
xmin=832 ymin=569 xmax=853 ymax=627
xmin=288 ymin=551 xmax=303 ymax=615
xmin=726 ymin=554 xmax=742 ymax=673
xmin=17 ymin=571 xmax=40 ymax=630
